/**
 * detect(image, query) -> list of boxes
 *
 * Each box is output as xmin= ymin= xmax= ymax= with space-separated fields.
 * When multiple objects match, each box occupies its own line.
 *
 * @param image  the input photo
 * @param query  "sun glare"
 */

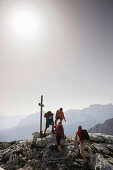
xmin=9 ymin=6 xmax=46 ymax=40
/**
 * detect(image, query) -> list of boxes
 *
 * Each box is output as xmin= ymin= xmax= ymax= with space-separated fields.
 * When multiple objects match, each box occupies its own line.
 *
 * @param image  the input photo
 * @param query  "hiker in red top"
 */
xmin=55 ymin=108 xmax=66 ymax=125
xmin=74 ymin=125 xmax=87 ymax=162
xmin=56 ymin=121 xmax=64 ymax=152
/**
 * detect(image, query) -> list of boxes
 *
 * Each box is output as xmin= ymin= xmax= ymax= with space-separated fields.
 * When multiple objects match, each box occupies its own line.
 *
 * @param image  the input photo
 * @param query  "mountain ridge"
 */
xmin=0 ymin=103 xmax=113 ymax=142
xmin=89 ymin=118 xmax=113 ymax=135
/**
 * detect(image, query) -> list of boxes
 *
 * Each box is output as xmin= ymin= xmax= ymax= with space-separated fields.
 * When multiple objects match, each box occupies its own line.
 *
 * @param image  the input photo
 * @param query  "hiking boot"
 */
xmin=43 ymin=133 xmax=46 ymax=137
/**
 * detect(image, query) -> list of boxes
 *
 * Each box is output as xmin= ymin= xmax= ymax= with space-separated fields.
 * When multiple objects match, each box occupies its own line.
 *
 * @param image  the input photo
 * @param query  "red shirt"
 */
xmin=76 ymin=130 xmax=84 ymax=143
xmin=56 ymin=124 xmax=64 ymax=139
xmin=56 ymin=110 xmax=65 ymax=120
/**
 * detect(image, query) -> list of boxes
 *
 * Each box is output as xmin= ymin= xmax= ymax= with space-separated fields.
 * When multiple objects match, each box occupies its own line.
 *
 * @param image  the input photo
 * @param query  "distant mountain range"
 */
xmin=64 ymin=103 xmax=113 ymax=135
xmin=88 ymin=118 xmax=113 ymax=135
xmin=0 ymin=115 xmax=26 ymax=130
xmin=0 ymin=103 xmax=113 ymax=141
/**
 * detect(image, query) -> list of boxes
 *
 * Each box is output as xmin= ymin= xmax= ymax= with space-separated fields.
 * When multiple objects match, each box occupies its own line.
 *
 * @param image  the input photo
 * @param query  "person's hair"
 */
xmin=60 ymin=108 xmax=63 ymax=111
xmin=58 ymin=121 xmax=62 ymax=125
xmin=78 ymin=125 xmax=82 ymax=131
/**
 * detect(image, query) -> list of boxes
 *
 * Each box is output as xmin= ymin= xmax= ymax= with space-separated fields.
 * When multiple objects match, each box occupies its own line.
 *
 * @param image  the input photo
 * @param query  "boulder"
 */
xmin=94 ymin=153 xmax=113 ymax=170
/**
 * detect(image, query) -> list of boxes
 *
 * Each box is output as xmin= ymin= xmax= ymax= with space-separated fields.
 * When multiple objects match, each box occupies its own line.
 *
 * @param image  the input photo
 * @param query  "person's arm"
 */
xmin=62 ymin=126 xmax=64 ymax=139
xmin=62 ymin=112 xmax=66 ymax=121
xmin=52 ymin=122 xmax=56 ymax=128
xmin=55 ymin=111 xmax=58 ymax=118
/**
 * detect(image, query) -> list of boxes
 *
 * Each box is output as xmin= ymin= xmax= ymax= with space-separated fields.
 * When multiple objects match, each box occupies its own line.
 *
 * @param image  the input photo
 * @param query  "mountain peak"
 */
xmin=0 ymin=132 xmax=113 ymax=170
xmin=89 ymin=103 xmax=113 ymax=108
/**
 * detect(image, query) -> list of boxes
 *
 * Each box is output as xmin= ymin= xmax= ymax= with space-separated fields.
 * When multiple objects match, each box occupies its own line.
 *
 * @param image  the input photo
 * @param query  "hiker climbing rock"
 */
xmin=56 ymin=121 xmax=64 ymax=152
xmin=55 ymin=108 xmax=66 ymax=125
xmin=74 ymin=125 xmax=89 ymax=163
xmin=44 ymin=111 xmax=55 ymax=134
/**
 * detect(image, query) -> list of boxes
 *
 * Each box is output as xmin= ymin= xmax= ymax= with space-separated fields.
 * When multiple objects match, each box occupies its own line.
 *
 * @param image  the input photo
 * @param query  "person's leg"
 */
xmin=58 ymin=136 xmax=62 ymax=151
xmin=44 ymin=121 xmax=49 ymax=134
xmin=56 ymin=136 xmax=62 ymax=151
xmin=44 ymin=128 xmax=47 ymax=134
xmin=80 ymin=142 xmax=87 ymax=162
xmin=55 ymin=118 xmax=58 ymax=125
xmin=58 ymin=145 xmax=61 ymax=152
xmin=81 ymin=154 xmax=87 ymax=162
xmin=51 ymin=123 xmax=54 ymax=133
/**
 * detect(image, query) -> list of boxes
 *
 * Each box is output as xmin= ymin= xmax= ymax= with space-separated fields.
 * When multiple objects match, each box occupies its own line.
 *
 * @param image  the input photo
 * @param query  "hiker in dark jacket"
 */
xmin=74 ymin=125 xmax=87 ymax=162
xmin=44 ymin=111 xmax=54 ymax=134
xmin=56 ymin=121 xmax=64 ymax=151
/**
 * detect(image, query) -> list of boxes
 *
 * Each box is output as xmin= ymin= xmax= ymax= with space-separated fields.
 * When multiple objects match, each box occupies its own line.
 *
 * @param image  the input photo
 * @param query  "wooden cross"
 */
xmin=39 ymin=95 xmax=44 ymax=138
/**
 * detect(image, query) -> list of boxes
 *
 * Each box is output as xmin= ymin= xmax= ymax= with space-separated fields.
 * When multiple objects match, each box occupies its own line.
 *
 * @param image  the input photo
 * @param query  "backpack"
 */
xmin=80 ymin=129 xmax=89 ymax=140
xmin=44 ymin=111 xmax=51 ymax=118
xmin=56 ymin=110 xmax=62 ymax=119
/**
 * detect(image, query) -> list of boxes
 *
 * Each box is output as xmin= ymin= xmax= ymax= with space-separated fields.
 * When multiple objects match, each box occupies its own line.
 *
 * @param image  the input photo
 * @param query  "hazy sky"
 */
xmin=0 ymin=0 xmax=113 ymax=116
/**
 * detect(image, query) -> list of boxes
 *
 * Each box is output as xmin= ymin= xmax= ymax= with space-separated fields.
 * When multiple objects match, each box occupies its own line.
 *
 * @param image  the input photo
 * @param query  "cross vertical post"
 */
xmin=39 ymin=95 xmax=44 ymax=138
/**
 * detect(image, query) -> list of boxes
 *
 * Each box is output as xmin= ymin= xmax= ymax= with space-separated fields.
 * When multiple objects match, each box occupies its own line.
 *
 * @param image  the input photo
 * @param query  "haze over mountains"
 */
xmin=0 ymin=103 xmax=113 ymax=142
xmin=0 ymin=115 xmax=26 ymax=130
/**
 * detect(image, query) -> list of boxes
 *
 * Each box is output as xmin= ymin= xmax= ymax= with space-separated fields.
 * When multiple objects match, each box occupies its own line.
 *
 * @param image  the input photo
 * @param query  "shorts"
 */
xmin=46 ymin=118 xmax=53 ymax=128
xmin=56 ymin=136 xmax=62 ymax=146
xmin=79 ymin=141 xmax=86 ymax=154
xmin=56 ymin=117 xmax=62 ymax=121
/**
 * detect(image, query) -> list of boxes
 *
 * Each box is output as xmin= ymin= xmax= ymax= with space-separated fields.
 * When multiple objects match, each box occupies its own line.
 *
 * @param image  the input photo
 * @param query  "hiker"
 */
xmin=56 ymin=121 xmax=64 ymax=152
xmin=44 ymin=111 xmax=54 ymax=134
xmin=55 ymin=108 xmax=66 ymax=125
xmin=74 ymin=125 xmax=87 ymax=162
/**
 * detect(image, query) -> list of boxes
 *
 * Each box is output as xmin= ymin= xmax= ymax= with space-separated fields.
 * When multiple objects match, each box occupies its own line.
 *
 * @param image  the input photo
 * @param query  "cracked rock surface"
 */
xmin=0 ymin=132 xmax=113 ymax=170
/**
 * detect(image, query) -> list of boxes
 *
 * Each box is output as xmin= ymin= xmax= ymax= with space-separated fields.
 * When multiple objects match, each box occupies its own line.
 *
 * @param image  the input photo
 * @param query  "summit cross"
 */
xmin=39 ymin=95 xmax=44 ymax=137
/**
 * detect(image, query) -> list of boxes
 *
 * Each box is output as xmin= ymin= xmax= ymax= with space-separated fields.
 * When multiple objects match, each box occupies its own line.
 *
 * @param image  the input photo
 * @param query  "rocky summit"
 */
xmin=0 ymin=132 xmax=113 ymax=170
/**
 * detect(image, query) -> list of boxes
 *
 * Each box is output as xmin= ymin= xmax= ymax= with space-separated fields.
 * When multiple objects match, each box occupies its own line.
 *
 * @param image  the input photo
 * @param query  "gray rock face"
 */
xmin=89 ymin=118 xmax=113 ymax=135
xmin=92 ymin=143 xmax=109 ymax=154
xmin=106 ymin=144 xmax=113 ymax=151
xmin=89 ymin=133 xmax=113 ymax=143
xmin=0 ymin=132 xmax=113 ymax=170
xmin=95 ymin=153 xmax=113 ymax=170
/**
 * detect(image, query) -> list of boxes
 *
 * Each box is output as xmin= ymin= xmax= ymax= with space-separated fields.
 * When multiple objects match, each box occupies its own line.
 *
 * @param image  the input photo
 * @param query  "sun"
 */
xmin=9 ymin=6 xmax=46 ymax=40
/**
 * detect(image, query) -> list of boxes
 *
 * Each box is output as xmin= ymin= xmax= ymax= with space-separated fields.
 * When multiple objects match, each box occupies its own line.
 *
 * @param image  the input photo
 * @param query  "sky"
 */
xmin=0 ymin=0 xmax=113 ymax=116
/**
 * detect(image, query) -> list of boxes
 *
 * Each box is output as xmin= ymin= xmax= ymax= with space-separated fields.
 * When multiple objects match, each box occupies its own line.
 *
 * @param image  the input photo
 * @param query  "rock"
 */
xmin=89 ymin=133 xmax=106 ymax=142
xmin=35 ymin=138 xmax=48 ymax=147
xmin=107 ymin=157 xmax=113 ymax=165
xmin=0 ymin=132 xmax=113 ymax=170
xmin=89 ymin=133 xmax=113 ymax=144
xmin=67 ymin=145 xmax=75 ymax=152
xmin=106 ymin=144 xmax=113 ymax=151
xmin=18 ymin=166 xmax=33 ymax=170
xmin=94 ymin=153 xmax=113 ymax=170
xmin=92 ymin=143 xmax=110 ymax=154
xmin=32 ymin=131 xmax=40 ymax=141
xmin=89 ymin=118 xmax=113 ymax=135
xmin=35 ymin=134 xmax=53 ymax=147
xmin=0 ymin=168 xmax=5 ymax=170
